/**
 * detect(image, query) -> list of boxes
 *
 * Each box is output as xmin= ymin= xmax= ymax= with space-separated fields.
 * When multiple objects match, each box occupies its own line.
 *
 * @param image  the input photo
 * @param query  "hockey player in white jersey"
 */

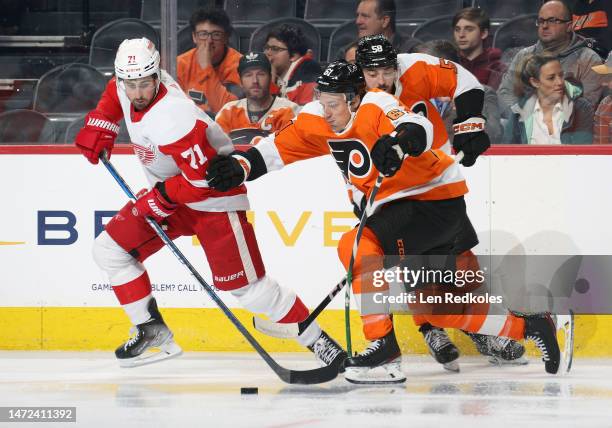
xmin=74 ymin=38 xmax=346 ymax=369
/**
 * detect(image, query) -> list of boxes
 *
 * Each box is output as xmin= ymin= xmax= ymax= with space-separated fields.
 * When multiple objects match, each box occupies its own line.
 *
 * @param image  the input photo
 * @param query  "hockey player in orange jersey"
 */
xmin=355 ymin=34 xmax=526 ymax=370
xmin=205 ymin=61 xmax=573 ymax=383
xmin=216 ymin=52 xmax=299 ymax=145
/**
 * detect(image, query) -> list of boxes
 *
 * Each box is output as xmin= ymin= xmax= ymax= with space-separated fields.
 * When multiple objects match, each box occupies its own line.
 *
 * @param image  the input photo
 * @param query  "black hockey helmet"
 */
xmin=356 ymin=34 xmax=397 ymax=69
xmin=316 ymin=61 xmax=365 ymax=99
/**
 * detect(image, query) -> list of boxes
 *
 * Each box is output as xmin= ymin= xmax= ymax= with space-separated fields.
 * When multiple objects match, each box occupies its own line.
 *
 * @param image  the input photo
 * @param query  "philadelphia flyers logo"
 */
xmin=327 ymin=139 xmax=371 ymax=180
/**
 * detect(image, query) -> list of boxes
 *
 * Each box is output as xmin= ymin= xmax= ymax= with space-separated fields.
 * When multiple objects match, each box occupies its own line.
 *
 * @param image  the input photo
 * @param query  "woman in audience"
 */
xmin=503 ymin=54 xmax=594 ymax=144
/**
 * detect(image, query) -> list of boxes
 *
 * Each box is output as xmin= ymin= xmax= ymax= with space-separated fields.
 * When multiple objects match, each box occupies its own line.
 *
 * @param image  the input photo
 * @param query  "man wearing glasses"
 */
xmin=177 ymin=8 xmax=243 ymax=116
xmin=263 ymin=24 xmax=322 ymax=106
xmin=498 ymin=0 xmax=605 ymax=116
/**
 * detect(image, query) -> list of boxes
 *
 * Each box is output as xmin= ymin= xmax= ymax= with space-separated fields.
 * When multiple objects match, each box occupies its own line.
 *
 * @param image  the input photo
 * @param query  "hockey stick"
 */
xmin=253 ymin=151 xmax=465 ymax=340
xmin=253 ymin=174 xmax=383 ymax=344
xmin=344 ymin=173 xmax=384 ymax=355
xmin=100 ymin=153 xmax=338 ymax=385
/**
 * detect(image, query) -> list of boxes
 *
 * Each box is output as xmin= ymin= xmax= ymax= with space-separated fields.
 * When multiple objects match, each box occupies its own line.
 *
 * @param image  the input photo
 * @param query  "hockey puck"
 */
xmin=240 ymin=387 xmax=258 ymax=395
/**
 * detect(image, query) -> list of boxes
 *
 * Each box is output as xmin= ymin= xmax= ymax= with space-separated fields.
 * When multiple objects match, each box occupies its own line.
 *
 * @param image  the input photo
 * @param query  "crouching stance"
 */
xmin=75 ymin=38 xmax=345 ymax=368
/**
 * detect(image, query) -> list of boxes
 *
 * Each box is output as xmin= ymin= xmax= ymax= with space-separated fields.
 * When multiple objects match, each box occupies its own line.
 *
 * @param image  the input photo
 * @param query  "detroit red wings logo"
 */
xmin=133 ymin=142 xmax=156 ymax=165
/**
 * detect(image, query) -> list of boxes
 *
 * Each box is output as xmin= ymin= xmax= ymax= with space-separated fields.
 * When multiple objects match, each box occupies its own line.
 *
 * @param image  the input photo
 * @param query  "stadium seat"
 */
xmin=397 ymin=0 xmax=463 ymax=21
xmin=177 ymin=23 xmax=240 ymax=55
xmin=471 ymin=0 xmax=543 ymax=20
xmin=304 ymin=0 xmax=354 ymax=23
xmin=249 ymin=18 xmax=321 ymax=62
xmin=223 ymin=0 xmax=296 ymax=23
xmin=64 ymin=114 xmax=131 ymax=145
xmin=411 ymin=16 xmax=454 ymax=43
xmin=0 ymin=109 xmax=56 ymax=144
xmin=327 ymin=21 xmax=357 ymax=63
xmin=89 ymin=18 xmax=160 ymax=75
xmin=32 ymin=63 xmax=106 ymax=114
xmin=140 ymin=0 xmax=216 ymax=27
xmin=493 ymin=14 xmax=538 ymax=52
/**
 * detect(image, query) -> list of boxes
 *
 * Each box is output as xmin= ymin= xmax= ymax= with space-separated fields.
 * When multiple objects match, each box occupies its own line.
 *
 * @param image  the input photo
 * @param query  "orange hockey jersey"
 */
xmin=177 ymin=47 xmax=243 ymax=115
xmin=392 ymin=53 xmax=484 ymax=153
xmin=252 ymin=89 xmax=467 ymax=212
xmin=215 ymin=96 xmax=299 ymax=145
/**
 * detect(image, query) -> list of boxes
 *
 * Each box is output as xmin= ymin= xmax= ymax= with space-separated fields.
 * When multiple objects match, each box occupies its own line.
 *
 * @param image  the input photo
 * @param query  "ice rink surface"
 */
xmin=1 ymin=352 xmax=611 ymax=428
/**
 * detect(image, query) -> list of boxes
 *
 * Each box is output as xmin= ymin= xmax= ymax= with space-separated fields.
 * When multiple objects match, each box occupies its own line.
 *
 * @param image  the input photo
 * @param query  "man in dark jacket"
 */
xmin=498 ymin=1 xmax=605 ymax=115
xmin=452 ymin=7 xmax=506 ymax=90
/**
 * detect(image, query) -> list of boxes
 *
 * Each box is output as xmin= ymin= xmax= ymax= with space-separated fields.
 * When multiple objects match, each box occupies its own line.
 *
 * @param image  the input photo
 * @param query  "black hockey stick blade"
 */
xmin=278 ymin=361 xmax=340 ymax=384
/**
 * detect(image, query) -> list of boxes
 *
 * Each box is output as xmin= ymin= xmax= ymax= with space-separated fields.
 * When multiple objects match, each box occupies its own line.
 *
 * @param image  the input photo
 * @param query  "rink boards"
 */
xmin=1 ymin=145 xmax=612 ymax=356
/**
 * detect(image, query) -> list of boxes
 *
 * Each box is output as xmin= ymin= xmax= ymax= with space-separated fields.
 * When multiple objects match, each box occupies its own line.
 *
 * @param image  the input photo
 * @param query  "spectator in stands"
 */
xmin=177 ymin=7 xmax=243 ymax=116
xmin=344 ymin=41 xmax=359 ymax=64
xmin=411 ymin=39 xmax=503 ymax=144
xmin=592 ymin=51 xmax=612 ymax=144
xmin=215 ymin=52 xmax=299 ymax=145
xmin=498 ymin=1 xmax=605 ymax=116
xmin=572 ymin=0 xmax=611 ymax=59
xmin=355 ymin=0 xmax=418 ymax=53
xmin=503 ymin=54 xmax=594 ymax=144
xmin=452 ymin=7 xmax=506 ymax=90
xmin=264 ymin=24 xmax=321 ymax=106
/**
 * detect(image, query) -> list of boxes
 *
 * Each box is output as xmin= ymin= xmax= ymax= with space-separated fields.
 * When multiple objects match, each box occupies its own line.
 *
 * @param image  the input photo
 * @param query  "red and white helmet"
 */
xmin=114 ymin=37 xmax=160 ymax=80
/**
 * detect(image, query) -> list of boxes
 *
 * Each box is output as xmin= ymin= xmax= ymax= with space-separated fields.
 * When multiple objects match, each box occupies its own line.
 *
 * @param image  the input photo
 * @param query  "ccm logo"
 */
xmin=453 ymin=122 xmax=484 ymax=133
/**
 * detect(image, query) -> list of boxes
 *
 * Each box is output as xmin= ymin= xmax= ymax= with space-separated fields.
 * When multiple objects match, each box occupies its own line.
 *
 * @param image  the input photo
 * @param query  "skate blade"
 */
xmin=443 ymin=361 xmax=460 ymax=372
xmin=118 ymin=340 xmax=183 ymax=368
xmin=344 ymin=359 xmax=406 ymax=385
xmin=488 ymin=356 xmax=529 ymax=366
xmin=556 ymin=311 xmax=574 ymax=375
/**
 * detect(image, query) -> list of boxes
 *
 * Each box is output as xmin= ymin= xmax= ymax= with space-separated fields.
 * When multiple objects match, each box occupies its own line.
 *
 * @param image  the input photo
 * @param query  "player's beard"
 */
xmin=247 ymin=88 xmax=268 ymax=103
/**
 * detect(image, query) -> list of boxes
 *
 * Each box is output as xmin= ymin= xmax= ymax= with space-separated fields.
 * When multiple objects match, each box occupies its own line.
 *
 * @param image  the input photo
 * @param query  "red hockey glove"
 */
xmin=132 ymin=186 xmax=177 ymax=223
xmin=75 ymin=112 xmax=120 ymax=164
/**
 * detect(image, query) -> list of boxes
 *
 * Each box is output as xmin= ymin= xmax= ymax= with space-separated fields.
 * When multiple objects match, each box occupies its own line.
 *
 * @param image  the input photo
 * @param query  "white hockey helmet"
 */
xmin=114 ymin=37 xmax=160 ymax=80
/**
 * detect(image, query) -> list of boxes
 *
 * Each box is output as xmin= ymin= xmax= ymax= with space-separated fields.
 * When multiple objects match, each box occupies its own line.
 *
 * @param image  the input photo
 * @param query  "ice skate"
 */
xmin=344 ymin=329 xmax=406 ymax=384
xmin=115 ymin=298 xmax=182 ymax=368
xmin=308 ymin=331 xmax=347 ymax=373
xmin=464 ymin=332 xmax=528 ymax=365
xmin=419 ymin=323 xmax=460 ymax=372
xmin=521 ymin=311 xmax=574 ymax=374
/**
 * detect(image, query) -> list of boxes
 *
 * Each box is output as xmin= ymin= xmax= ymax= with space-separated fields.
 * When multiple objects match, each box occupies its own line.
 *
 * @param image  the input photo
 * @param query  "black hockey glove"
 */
xmin=206 ymin=154 xmax=249 ymax=192
xmin=452 ymin=116 xmax=490 ymax=167
xmin=371 ymin=122 xmax=427 ymax=177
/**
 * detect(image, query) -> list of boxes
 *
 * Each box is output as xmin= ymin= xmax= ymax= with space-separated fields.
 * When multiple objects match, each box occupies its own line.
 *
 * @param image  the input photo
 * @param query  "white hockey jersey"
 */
xmin=92 ymin=72 xmax=248 ymax=212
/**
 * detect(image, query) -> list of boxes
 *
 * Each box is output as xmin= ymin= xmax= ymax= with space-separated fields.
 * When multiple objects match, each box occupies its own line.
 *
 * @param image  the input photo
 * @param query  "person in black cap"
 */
xmin=216 ymin=52 xmax=299 ymax=144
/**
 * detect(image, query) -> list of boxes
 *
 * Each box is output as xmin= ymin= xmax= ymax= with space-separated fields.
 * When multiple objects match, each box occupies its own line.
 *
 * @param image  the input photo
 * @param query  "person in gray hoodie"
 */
xmin=497 ymin=0 xmax=604 ymax=116
xmin=503 ymin=54 xmax=594 ymax=145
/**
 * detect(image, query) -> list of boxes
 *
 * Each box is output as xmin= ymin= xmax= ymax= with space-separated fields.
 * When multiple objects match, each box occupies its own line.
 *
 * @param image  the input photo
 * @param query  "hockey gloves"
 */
xmin=75 ymin=111 xmax=120 ymax=164
xmin=452 ymin=116 xmax=490 ymax=167
xmin=371 ymin=122 xmax=427 ymax=177
xmin=132 ymin=185 xmax=177 ymax=222
xmin=206 ymin=154 xmax=250 ymax=192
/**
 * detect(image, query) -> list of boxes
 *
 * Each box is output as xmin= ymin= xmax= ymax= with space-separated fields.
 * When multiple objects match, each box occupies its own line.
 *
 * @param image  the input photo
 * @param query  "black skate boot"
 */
xmin=344 ymin=329 xmax=406 ymax=384
xmin=419 ymin=323 xmax=460 ymax=372
xmin=115 ymin=298 xmax=182 ymax=368
xmin=463 ymin=332 xmax=527 ymax=365
xmin=308 ymin=331 xmax=347 ymax=373
xmin=522 ymin=313 xmax=561 ymax=374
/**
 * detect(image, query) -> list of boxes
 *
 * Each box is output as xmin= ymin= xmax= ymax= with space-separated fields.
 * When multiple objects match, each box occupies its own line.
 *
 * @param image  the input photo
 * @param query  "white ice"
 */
xmin=1 ymin=352 xmax=611 ymax=428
